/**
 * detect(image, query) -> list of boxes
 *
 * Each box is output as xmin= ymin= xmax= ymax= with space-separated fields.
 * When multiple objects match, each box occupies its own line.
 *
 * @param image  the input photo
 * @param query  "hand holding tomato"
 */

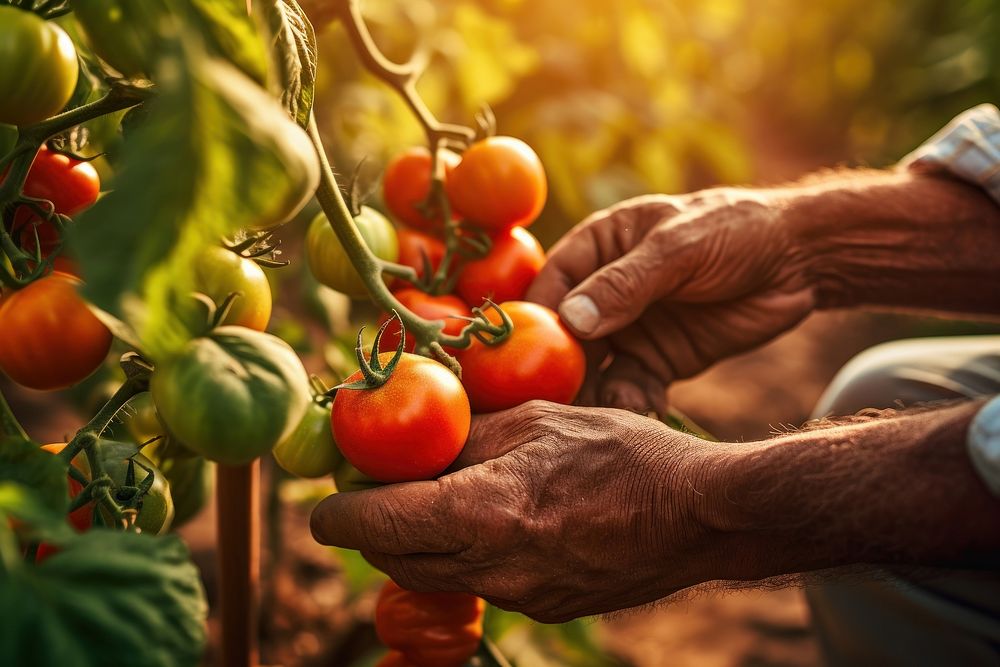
xmin=311 ymin=401 xmax=716 ymax=623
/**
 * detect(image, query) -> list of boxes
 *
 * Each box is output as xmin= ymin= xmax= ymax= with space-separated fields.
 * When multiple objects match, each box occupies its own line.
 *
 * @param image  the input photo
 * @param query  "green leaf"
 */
xmin=0 ymin=439 xmax=69 ymax=520
xmin=189 ymin=0 xmax=269 ymax=86
xmin=71 ymin=38 xmax=319 ymax=361
xmin=0 ymin=531 xmax=207 ymax=667
xmin=257 ymin=0 xmax=318 ymax=127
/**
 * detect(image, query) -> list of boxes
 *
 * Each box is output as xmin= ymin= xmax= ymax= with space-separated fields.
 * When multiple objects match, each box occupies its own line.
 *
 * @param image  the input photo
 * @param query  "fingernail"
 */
xmin=559 ymin=295 xmax=600 ymax=335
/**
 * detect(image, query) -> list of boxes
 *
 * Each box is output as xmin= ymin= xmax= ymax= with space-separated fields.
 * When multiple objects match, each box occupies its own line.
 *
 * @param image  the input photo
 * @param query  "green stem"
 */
xmin=0 ymin=388 xmax=30 ymax=443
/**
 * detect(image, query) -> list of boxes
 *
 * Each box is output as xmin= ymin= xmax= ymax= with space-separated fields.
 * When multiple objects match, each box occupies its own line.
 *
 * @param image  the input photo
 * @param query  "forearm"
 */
xmin=695 ymin=400 xmax=1000 ymax=583
xmin=782 ymin=170 xmax=1000 ymax=315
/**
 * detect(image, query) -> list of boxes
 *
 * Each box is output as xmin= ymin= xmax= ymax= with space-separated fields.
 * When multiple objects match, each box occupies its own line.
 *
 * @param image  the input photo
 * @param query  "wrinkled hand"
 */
xmin=311 ymin=401 xmax=720 ymax=623
xmin=526 ymin=190 xmax=815 ymax=413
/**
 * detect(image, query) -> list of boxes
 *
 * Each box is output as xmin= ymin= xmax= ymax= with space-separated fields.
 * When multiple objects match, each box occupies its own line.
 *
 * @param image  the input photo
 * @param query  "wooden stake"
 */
xmin=217 ymin=460 xmax=260 ymax=667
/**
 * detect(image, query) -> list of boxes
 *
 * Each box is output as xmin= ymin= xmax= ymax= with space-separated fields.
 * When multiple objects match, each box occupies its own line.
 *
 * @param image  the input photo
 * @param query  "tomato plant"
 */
xmin=102 ymin=451 xmax=175 ymax=535
xmin=0 ymin=273 xmax=112 ymax=391
xmin=307 ymin=206 xmax=399 ymax=297
xmin=445 ymin=136 xmax=547 ymax=233
xmin=0 ymin=6 xmax=79 ymax=127
xmin=273 ymin=399 xmax=341 ymax=479
xmin=395 ymin=227 xmax=446 ymax=283
xmin=456 ymin=226 xmax=544 ymax=306
xmin=190 ymin=246 xmax=272 ymax=331
xmin=383 ymin=147 xmax=460 ymax=231
xmin=39 ymin=443 xmax=92 ymax=533
xmin=377 ymin=289 xmax=468 ymax=354
xmin=457 ymin=301 xmax=586 ymax=413
xmin=332 ymin=348 xmax=470 ymax=483
xmin=375 ymin=580 xmax=486 ymax=667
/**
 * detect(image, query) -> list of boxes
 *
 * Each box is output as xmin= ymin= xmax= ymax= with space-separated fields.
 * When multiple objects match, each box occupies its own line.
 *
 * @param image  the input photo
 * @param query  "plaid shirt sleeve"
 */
xmin=900 ymin=103 xmax=1000 ymax=496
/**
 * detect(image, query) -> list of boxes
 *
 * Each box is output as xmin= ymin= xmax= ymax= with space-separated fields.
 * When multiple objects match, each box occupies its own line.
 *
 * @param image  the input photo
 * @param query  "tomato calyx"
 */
xmin=332 ymin=312 xmax=407 ymax=392
xmin=448 ymin=299 xmax=514 ymax=347
xmin=226 ymin=230 xmax=287 ymax=268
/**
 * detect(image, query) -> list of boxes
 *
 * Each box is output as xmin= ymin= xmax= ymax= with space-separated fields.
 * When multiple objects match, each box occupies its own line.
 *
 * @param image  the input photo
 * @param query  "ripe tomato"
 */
xmin=377 ymin=289 xmax=468 ymax=354
xmin=190 ymin=246 xmax=272 ymax=331
xmin=0 ymin=273 xmax=112 ymax=391
xmin=101 ymin=450 xmax=175 ymax=535
xmin=39 ymin=443 xmax=91 ymax=533
xmin=375 ymin=580 xmax=485 ymax=667
xmin=445 ymin=137 xmax=546 ymax=233
xmin=383 ymin=147 xmax=460 ymax=231
xmin=151 ymin=327 xmax=311 ymax=466
xmin=307 ymin=206 xmax=399 ymax=298
xmin=395 ymin=228 xmax=446 ymax=283
xmin=0 ymin=7 xmax=79 ymax=126
xmin=456 ymin=301 xmax=585 ymax=413
xmin=7 ymin=147 xmax=101 ymax=256
xmin=332 ymin=353 xmax=470 ymax=483
xmin=273 ymin=400 xmax=341 ymax=479
xmin=455 ymin=226 xmax=544 ymax=306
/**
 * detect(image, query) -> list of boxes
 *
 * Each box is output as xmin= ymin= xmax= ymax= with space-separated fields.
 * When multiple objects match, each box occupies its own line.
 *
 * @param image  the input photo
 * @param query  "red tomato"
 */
xmin=7 ymin=147 xmax=100 ymax=256
xmin=375 ymin=580 xmax=485 ymax=667
xmin=36 ymin=442 xmax=92 ymax=562
xmin=456 ymin=226 xmax=544 ymax=306
xmin=383 ymin=147 xmax=460 ymax=231
xmin=395 ymin=228 xmax=446 ymax=283
xmin=331 ymin=353 xmax=470 ymax=483
xmin=0 ymin=273 xmax=112 ymax=391
xmin=445 ymin=136 xmax=546 ymax=233
xmin=377 ymin=289 xmax=468 ymax=354
xmin=456 ymin=301 xmax=585 ymax=413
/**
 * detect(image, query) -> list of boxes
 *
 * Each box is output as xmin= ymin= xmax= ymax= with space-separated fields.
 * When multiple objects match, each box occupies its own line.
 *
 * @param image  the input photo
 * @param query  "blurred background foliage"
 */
xmin=310 ymin=0 xmax=1000 ymax=247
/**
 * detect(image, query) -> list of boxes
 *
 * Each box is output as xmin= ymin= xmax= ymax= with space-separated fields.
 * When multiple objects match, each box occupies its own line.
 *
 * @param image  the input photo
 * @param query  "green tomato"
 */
xmin=273 ymin=400 xmax=341 ymax=479
xmin=151 ymin=327 xmax=311 ymax=466
xmin=306 ymin=206 xmax=398 ymax=298
xmin=333 ymin=457 xmax=384 ymax=493
xmin=189 ymin=246 xmax=272 ymax=332
xmin=0 ymin=6 xmax=79 ymax=126
xmin=102 ymin=451 xmax=175 ymax=535
xmin=158 ymin=454 xmax=212 ymax=530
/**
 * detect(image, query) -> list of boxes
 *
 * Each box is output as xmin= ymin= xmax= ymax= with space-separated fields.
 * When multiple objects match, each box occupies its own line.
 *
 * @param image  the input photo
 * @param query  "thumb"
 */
xmin=557 ymin=243 xmax=671 ymax=339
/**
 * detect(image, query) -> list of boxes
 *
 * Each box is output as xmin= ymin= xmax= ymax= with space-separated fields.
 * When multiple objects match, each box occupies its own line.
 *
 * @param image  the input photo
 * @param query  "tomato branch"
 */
xmin=0 ymin=388 xmax=30 ymax=444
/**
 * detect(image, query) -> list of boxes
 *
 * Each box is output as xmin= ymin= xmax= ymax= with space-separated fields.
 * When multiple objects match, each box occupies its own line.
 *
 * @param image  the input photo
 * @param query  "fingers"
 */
xmin=310 ymin=480 xmax=468 ymax=554
xmin=598 ymin=353 xmax=667 ymax=415
xmin=362 ymin=551 xmax=471 ymax=594
xmin=526 ymin=219 xmax=603 ymax=309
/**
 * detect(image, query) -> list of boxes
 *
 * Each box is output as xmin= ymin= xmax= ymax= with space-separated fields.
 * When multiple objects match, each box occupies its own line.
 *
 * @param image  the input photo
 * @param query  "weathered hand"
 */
xmin=526 ymin=190 xmax=815 ymax=413
xmin=310 ymin=401 xmax=718 ymax=623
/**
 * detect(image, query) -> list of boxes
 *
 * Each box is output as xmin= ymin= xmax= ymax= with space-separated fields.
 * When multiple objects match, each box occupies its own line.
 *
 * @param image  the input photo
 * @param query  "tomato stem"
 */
xmin=0 ymin=388 xmax=31 ymax=444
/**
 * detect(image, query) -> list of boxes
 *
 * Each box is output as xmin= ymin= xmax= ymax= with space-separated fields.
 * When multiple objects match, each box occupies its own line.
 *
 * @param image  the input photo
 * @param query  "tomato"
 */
xmin=0 ymin=7 xmax=79 ymax=126
xmin=0 ymin=273 xmax=112 ymax=391
xmin=332 ymin=457 xmax=383 ymax=493
xmin=39 ymin=443 xmax=91 ymax=533
xmin=6 ymin=147 xmax=101 ymax=256
xmin=102 ymin=450 xmax=175 ymax=535
xmin=273 ymin=400 xmax=341 ymax=478
xmin=156 ymin=453 xmax=211 ymax=530
xmin=456 ymin=301 xmax=585 ymax=413
xmin=455 ymin=226 xmax=544 ymax=306
xmin=151 ymin=327 xmax=311 ymax=466
xmin=377 ymin=289 xmax=468 ymax=354
xmin=445 ymin=137 xmax=546 ymax=233
xmin=189 ymin=246 xmax=272 ymax=331
xmin=307 ymin=206 xmax=399 ymax=298
xmin=395 ymin=228 xmax=446 ymax=283
xmin=383 ymin=147 xmax=460 ymax=231
xmin=332 ymin=353 xmax=470 ymax=483
xmin=377 ymin=651 xmax=418 ymax=667
xmin=375 ymin=580 xmax=485 ymax=667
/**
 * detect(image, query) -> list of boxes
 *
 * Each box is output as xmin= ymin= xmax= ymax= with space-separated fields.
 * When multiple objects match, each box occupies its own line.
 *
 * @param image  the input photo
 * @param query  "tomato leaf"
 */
xmin=0 ymin=439 xmax=69 ymax=521
xmin=188 ymin=0 xmax=270 ymax=86
xmin=0 ymin=530 xmax=207 ymax=667
xmin=258 ymin=0 xmax=318 ymax=127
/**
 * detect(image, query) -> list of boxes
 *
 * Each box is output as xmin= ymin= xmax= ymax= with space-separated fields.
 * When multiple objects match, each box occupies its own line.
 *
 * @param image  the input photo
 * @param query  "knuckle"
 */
xmin=596 ymin=262 xmax=645 ymax=306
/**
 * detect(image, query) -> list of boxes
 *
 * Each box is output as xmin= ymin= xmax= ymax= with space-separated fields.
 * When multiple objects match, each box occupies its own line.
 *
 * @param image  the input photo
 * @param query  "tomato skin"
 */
xmin=456 ymin=226 xmax=544 ymax=306
xmin=395 ymin=228 xmax=446 ymax=283
xmin=151 ymin=327 xmax=311 ymax=466
xmin=273 ymin=400 xmax=341 ymax=478
xmin=0 ymin=7 xmax=79 ymax=126
xmin=307 ymin=206 xmax=399 ymax=298
xmin=0 ymin=273 xmax=112 ymax=391
xmin=190 ymin=246 xmax=272 ymax=331
xmin=331 ymin=353 xmax=470 ymax=483
xmin=375 ymin=580 xmax=485 ymax=667
xmin=383 ymin=148 xmax=460 ymax=231
xmin=377 ymin=289 xmax=468 ymax=354
xmin=456 ymin=301 xmax=585 ymax=413
xmin=445 ymin=137 xmax=546 ymax=233
xmin=156 ymin=453 xmax=211 ymax=530
xmin=7 ymin=147 xmax=101 ymax=256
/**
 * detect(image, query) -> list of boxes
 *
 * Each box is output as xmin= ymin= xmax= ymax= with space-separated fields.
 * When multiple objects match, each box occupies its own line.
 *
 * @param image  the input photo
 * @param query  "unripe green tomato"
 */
xmin=71 ymin=0 xmax=153 ymax=78
xmin=306 ymin=206 xmax=398 ymax=298
xmin=150 ymin=327 xmax=311 ymax=466
xmin=158 ymin=455 xmax=212 ymax=529
xmin=273 ymin=400 xmax=341 ymax=478
xmin=0 ymin=7 xmax=78 ymax=127
xmin=333 ymin=457 xmax=383 ymax=493
xmin=189 ymin=246 xmax=273 ymax=332
xmin=102 ymin=451 xmax=175 ymax=535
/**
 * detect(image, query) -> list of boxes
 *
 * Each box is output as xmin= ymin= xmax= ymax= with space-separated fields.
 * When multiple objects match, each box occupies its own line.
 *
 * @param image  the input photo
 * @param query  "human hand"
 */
xmin=310 ymin=401 xmax=721 ymax=623
xmin=527 ymin=190 xmax=815 ymax=413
